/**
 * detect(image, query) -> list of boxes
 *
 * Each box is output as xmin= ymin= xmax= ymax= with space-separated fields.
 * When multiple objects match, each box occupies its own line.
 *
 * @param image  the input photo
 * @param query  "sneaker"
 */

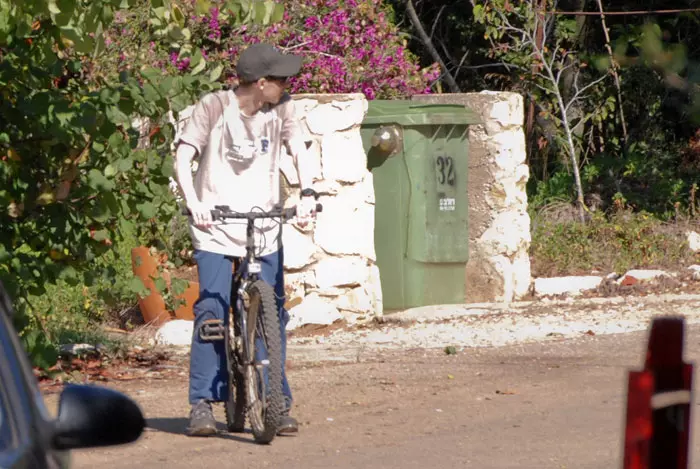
xmin=187 ymin=400 xmax=217 ymax=437
xmin=277 ymin=409 xmax=299 ymax=435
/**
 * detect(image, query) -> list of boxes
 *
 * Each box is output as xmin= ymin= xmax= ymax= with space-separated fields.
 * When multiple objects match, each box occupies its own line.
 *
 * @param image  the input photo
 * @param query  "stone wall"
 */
xmin=279 ymin=93 xmax=383 ymax=327
xmin=412 ymin=92 xmax=531 ymax=303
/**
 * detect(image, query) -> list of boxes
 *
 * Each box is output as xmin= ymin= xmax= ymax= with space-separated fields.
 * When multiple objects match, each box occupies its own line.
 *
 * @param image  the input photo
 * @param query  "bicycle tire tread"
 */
xmin=247 ymin=280 xmax=285 ymax=444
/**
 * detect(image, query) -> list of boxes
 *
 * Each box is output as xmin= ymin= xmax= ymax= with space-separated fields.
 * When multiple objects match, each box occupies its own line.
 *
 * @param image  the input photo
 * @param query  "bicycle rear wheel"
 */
xmin=245 ymin=279 xmax=285 ymax=444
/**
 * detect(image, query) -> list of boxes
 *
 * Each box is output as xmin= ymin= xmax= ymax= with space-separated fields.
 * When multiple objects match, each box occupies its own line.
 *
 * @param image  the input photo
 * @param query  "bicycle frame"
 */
xmin=202 ymin=203 xmax=322 ymax=372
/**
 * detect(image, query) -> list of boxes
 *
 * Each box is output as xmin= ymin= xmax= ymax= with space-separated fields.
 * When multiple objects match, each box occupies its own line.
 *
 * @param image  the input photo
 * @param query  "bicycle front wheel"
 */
xmin=245 ymin=280 xmax=285 ymax=444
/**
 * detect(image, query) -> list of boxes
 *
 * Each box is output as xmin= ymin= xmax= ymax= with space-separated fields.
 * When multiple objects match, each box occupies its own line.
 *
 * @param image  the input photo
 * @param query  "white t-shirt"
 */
xmin=176 ymin=89 xmax=307 ymax=258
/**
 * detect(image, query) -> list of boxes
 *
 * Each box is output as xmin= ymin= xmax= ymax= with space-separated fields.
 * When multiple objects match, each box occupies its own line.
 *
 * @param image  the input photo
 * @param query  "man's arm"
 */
xmin=174 ymin=143 xmax=199 ymax=206
xmin=173 ymin=94 xmax=217 ymax=227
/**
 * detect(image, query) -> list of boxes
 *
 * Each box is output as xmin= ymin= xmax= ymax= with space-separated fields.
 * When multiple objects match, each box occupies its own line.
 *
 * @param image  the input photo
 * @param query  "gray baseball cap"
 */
xmin=236 ymin=43 xmax=303 ymax=82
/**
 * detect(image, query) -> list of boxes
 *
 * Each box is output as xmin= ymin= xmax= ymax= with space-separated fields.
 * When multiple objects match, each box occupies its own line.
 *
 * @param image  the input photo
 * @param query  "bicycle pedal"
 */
xmin=199 ymin=319 xmax=225 ymax=341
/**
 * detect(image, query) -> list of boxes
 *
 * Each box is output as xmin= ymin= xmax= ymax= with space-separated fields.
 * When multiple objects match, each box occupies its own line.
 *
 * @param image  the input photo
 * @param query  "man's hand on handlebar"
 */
xmin=187 ymin=200 xmax=214 ymax=229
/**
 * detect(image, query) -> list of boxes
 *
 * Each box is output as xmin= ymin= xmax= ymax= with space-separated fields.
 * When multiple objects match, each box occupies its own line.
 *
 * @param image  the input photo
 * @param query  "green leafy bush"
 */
xmin=531 ymin=210 xmax=699 ymax=277
xmin=0 ymin=0 xmax=251 ymax=368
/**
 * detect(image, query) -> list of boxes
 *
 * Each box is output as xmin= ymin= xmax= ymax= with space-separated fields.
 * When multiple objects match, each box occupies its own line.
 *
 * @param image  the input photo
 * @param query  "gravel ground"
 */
xmin=288 ymin=293 xmax=700 ymax=355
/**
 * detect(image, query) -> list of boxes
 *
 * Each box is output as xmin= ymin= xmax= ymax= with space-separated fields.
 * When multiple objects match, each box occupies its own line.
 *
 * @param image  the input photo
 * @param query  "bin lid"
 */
xmin=363 ymin=100 xmax=482 ymax=126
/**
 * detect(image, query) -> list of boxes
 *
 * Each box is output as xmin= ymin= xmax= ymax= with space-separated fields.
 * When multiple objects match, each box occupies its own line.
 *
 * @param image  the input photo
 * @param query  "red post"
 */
xmin=622 ymin=317 xmax=693 ymax=469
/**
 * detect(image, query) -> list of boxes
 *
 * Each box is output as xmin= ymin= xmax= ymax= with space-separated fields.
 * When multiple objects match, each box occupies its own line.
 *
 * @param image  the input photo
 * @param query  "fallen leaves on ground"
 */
xmin=35 ymin=347 xmax=181 ymax=394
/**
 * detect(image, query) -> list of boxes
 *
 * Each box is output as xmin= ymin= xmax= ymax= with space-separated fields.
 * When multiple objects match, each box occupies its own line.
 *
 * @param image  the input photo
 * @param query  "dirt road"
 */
xmin=49 ymin=322 xmax=700 ymax=469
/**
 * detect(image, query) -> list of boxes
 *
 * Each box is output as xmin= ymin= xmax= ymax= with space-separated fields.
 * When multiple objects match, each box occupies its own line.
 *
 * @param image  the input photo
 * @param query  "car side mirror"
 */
xmin=53 ymin=384 xmax=146 ymax=450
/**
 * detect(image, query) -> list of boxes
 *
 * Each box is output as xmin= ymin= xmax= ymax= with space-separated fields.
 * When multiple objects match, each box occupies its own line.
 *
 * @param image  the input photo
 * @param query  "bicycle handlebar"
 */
xmin=181 ymin=203 xmax=323 ymax=222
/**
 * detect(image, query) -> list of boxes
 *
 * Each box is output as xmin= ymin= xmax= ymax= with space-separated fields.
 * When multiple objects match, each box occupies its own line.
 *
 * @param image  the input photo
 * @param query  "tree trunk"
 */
xmin=405 ymin=0 xmax=460 ymax=93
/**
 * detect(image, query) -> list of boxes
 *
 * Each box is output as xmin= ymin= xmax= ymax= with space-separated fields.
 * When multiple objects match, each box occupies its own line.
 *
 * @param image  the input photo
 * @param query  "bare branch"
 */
xmin=430 ymin=5 xmax=446 ymax=40
xmin=543 ymin=12 xmax=557 ymax=41
xmin=405 ymin=0 xmax=460 ymax=92
xmin=279 ymin=41 xmax=310 ymax=52
xmin=535 ymin=71 xmax=552 ymax=82
xmin=572 ymin=67 xmax=583 ymax=94
xmin=554 ymin=59 xmax=576 ymax=86
xmin=549 ymin=38 xmax=565 ymax=71
xmin=595 ymin=0 xmax=628 ymax=145
xmin=304 ymin=50 xmax=343 ymax=59
xmin=565 ymin=71 xmax=610 ymax=113
xmin=437 ymin=38 xmax=455 ymax=65
xmin=452 ymin=49 xmax=470 ymax=81
xmin=532 ymin=84 xmax=553 ymax=96
xmin=467 ymin=62 xmax=525 ymax=71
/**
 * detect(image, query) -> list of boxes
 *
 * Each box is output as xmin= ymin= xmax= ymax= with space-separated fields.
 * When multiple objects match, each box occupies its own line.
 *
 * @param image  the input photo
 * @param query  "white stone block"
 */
xmin=314 ymin=256 xmax=368 ymax=290
xmin=688 ymin=265 xmax=700 ymax=280
xmin=321 ymin=130 xmax=368 ymax=183
xmin=154 ymin=320 xmax=194 ymax=346
xmin=292 ymin=98 xmax=320 ymax=116
xmin=335 ymin=286 xmax=374 ymax=314
xmin=280 ymin=138 xmax=323 ymax=186
xmin=534 ymin=276 xmax=603 ymax=297
xmin=314 ymin=179 xmax=343 ymax=196
xmin=314 ymin=195 xmax=376 ymax=259
xmin=368 ymin=263 xmax=383 ymax=317
xmin=488 ymin=254 xmax=514 ymax=303
xmin=284 ymin=272 xmax=306 ymax=304
xmin=687 ymin=231 xmax=700 ymax=252
xmin=478 ymin=91 xmax=525 ymax=127
xmin=617 ymin=270 xmax=672 ymax=284
xmin=282 ymin=225 xmax=318 ymax=270
xmin=480 ymin=211 xmax=531 ymax=257
xmin=305 ymin=99 xmax=368 ymax=135
xmin=286 ymin=293 xmax=343 ymax=331
xmin=491 ymin=130 xmax=528 ymax=169
xmin=512 ymin=250 xmax=533 ymax=299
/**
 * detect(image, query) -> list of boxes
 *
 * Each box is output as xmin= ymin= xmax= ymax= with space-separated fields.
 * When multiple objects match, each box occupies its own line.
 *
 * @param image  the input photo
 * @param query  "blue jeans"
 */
xmin=188 ymin=248 xmax=292 ymax=409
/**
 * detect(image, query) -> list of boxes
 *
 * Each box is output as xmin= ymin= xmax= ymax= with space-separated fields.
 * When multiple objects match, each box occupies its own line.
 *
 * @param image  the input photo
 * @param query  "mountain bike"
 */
xmin=184 ymin=202 xmax=322 ymax=444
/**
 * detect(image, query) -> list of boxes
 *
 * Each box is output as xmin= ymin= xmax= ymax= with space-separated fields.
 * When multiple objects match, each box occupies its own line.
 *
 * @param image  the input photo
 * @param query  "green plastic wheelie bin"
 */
xmin=361 ymin=100 xmax=481 ymax=311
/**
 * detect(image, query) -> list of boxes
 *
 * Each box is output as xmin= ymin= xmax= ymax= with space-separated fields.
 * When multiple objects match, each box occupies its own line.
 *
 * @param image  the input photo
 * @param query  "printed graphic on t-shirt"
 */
xmin=225 ymin=139 xmax=256 ymax=164
xmin=260 ymin=138 xmax=270 ymax=154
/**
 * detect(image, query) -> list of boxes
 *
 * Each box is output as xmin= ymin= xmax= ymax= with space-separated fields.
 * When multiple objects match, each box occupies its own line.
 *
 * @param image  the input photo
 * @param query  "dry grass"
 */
xmin=530 ymin=207 xmax=700 ymax=277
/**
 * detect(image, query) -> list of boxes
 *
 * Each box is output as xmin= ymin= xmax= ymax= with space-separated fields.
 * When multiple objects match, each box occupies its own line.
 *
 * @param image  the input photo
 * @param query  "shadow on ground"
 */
xmin=146 ymin=418 xmax=260 ymax=444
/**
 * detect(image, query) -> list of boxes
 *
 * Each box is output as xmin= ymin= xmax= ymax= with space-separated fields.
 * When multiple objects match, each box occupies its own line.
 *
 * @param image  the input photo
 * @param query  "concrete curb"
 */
xmin=384 ymin=293 xmax=700 ymax=325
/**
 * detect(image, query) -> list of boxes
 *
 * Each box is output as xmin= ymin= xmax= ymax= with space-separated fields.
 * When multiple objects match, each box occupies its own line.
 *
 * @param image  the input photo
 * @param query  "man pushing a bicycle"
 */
xmin=173 ymin=43 xmax=318 ymax=437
